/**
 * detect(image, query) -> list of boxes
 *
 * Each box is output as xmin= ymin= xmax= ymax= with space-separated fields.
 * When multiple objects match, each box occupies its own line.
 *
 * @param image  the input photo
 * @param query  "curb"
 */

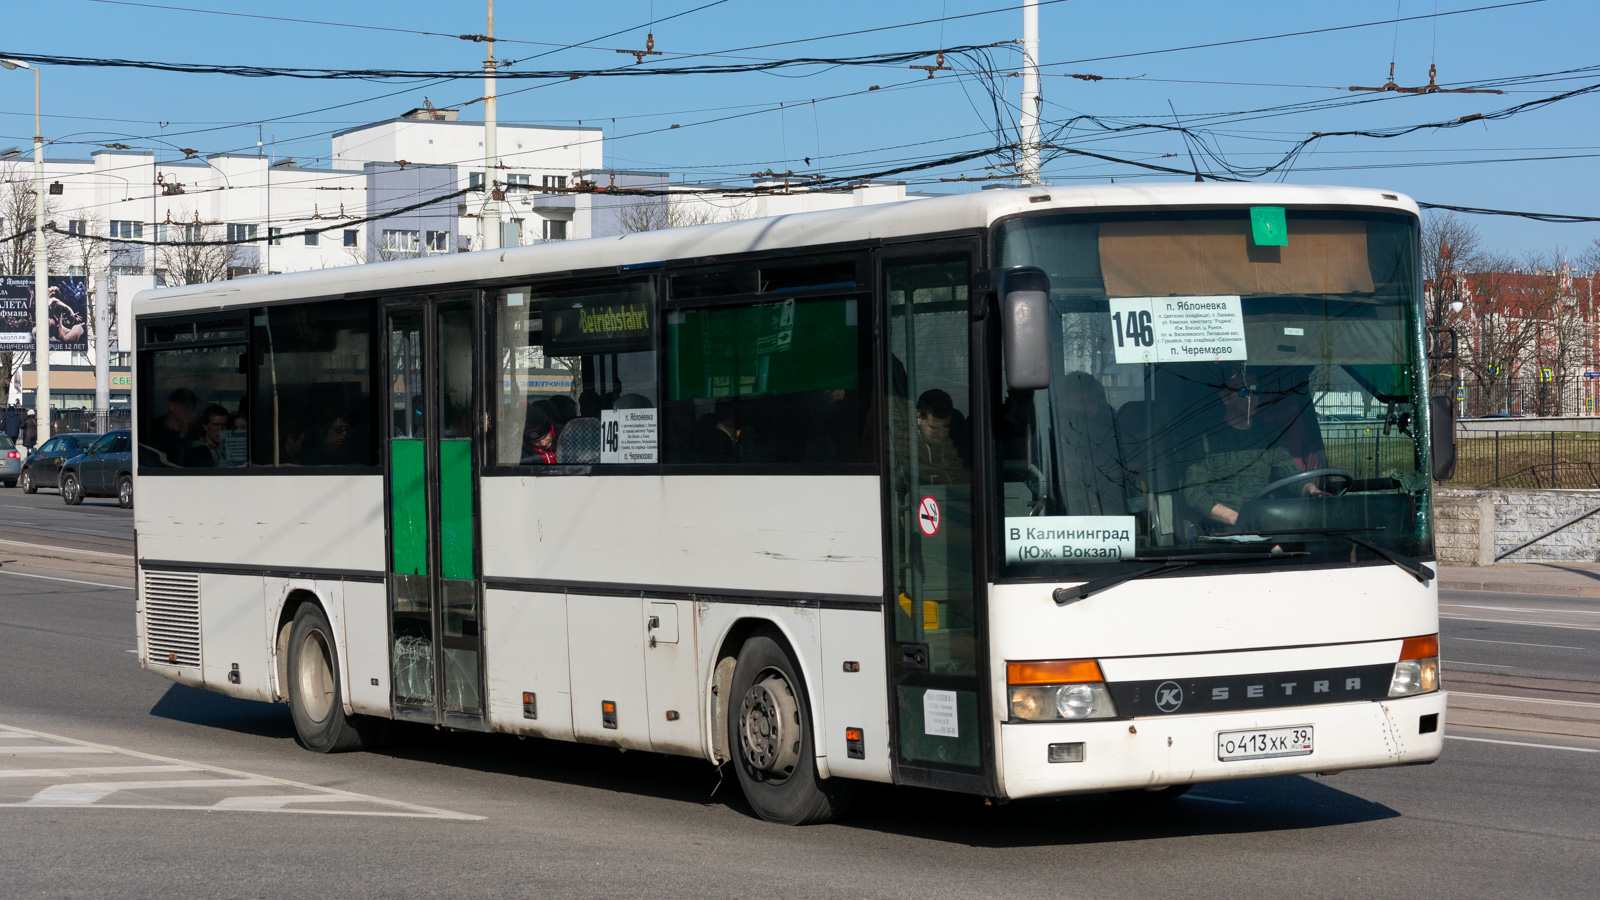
xmin=1438 ymin=579 xmax=1600 ymax=599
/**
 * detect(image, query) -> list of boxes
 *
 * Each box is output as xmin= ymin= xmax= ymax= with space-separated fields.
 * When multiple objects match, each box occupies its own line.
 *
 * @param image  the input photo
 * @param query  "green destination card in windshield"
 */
xmin=1250 ymin=206 xmax=1288 ymax=246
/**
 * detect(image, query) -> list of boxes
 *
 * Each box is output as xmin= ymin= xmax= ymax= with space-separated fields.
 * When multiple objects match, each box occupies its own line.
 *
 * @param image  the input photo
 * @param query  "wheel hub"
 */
xmin=739 ymin=672 xmax=801 ymax=777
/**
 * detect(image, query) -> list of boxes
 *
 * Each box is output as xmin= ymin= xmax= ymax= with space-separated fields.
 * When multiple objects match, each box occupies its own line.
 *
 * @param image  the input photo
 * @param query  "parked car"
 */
xmin=0 ymin=435 xmax=20 ymax=487
xmin=19 ymin=432 xmax=98 ymax=494
xmin=60 ymin=430 xmax=134 ymax=509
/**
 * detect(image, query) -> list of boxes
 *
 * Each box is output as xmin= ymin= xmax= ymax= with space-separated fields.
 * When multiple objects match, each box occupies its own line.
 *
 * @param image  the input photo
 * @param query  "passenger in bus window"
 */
xmin=184 ymin=405 xmax=234 ymax=467
xmin=915 ymin=389 xmax=969 ymax=484
xmin=521 ymin=406 xmax=558 ymax=464
xmin=301 ymin=408 xmax=351 ymax=466
xmin=693 ymin=399 xmax=740 ymax=463
xmin=144 ymin=387 xmax=199 ymax=467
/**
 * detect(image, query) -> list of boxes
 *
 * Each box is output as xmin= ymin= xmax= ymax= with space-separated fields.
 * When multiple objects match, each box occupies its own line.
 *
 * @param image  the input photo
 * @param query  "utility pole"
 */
xmin=30 ymin=63 xmax=51 ymax=442
xmin=1019 ymin=0 xmax=1042 ymax=185
xmin=482 ymin=0 xmax=501 ymax=250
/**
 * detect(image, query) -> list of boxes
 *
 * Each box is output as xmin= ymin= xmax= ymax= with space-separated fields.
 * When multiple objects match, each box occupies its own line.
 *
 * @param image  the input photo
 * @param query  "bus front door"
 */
xmin=882 ymin=247 xmax=995 ymax=795
xmin=384 ymin=295 xmax=486 ymax=729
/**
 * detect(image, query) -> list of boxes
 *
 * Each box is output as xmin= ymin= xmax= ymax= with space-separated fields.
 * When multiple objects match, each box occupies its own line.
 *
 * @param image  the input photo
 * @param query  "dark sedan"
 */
xmin=19 ymin=432 xmax=98 ymax=494
xmin=60 ymin=429 xmax=133 ymax=508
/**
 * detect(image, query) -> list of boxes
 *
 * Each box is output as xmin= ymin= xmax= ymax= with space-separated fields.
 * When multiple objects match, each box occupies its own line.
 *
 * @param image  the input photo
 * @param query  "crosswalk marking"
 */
xmin=27 ymin=779 xmax=275 ymax=806
xmin=0 ymin=765 xmax=195 ymax=779
xmin=0 ymin=722 xmax=482 ymax=820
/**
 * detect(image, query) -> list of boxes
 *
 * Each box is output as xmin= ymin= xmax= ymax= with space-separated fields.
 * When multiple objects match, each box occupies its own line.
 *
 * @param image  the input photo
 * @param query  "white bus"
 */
xmin=133 ymin=184 xmax=1447 ymax=824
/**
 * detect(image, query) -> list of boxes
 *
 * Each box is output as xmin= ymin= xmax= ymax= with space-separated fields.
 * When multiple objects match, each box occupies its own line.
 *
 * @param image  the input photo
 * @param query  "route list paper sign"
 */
xmin=923 ymin=689 xmax=959 ymax=738
xmin=1108 ymin=295 xmax=1247 ymax=364
xmin=600 ymin=409 xmax=657 ymax=464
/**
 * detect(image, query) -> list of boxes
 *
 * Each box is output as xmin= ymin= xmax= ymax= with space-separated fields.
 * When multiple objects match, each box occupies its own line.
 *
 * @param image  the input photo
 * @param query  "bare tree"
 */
xmin=153 ymin=216 xmax=241 ymax=286
xmin=1421 ymin=210 xmax=1484 ymax=397
xmin=615 ymin=191 xmax=753 ymax=234
xmin=1458 ymin=258 xmax=1557 ymax=416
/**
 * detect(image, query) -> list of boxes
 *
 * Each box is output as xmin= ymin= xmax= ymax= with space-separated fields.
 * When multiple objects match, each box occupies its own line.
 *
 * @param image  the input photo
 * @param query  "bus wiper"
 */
xmin=1214 ymin=527 xmax=1434 ymax=585
xmin=1054 ymin=552 xmax=1309 ymax=605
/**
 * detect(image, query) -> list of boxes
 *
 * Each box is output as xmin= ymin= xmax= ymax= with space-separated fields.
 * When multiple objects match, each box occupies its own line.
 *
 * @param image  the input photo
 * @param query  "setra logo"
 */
xmin=1154 ymin=681 xmax=1184 ymax=713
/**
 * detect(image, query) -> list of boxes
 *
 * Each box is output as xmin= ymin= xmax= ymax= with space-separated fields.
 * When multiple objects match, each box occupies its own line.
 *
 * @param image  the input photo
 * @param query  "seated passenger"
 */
xmin=521 ymin=406 xmax=558 ymax=464
xmin=1183 ymin=364 xmax=1323 ymax=528
xmin=144 ymin=387 xmax=198 ymax=467
xmin=692 ymin=399 xmax=740 ymax=464
xmin=1053 ymin=371 xmax=1126 ymax=515
xmin=301 ymin=408 xmax=352 ymax=466
xmin=184 ymin=404 xmax=235 ymax=467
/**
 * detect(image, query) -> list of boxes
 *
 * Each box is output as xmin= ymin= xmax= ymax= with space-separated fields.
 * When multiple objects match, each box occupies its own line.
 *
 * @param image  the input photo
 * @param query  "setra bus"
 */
xmin=132 ymin=183 xmax=1449 ymax=824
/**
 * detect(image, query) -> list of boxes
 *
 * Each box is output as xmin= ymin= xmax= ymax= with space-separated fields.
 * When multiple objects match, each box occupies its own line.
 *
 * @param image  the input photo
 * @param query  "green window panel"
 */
xmin=438 ymin=439 xmax=475 ymax=580
xmin=390 ymin=439 xmax=428 ymax=576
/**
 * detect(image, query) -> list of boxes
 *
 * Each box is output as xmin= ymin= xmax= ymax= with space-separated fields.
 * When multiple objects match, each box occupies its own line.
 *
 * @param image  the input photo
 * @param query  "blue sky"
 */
xmin=3 ymin=0 xmax=1597 ymax=258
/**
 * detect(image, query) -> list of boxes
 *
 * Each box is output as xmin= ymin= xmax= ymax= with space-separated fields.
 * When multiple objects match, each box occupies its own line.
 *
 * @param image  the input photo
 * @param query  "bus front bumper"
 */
xmin=997 ymin=691 xmax=1447 ymax=800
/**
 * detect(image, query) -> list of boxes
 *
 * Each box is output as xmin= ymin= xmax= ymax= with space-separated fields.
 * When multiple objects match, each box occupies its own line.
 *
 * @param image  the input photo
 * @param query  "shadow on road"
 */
xmin=149 ymin=682 xmax=1400 ymax=843
xmin=149 ymin=683 xmax=297 ymax=741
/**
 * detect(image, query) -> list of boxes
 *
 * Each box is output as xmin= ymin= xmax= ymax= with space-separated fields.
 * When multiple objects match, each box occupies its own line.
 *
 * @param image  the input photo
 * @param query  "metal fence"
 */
xmin=48 ymin=407 xmax=132 ymax=436
xmin=1449 ymin=431 xmax=1600 ymax=488
xmin=1445 ymin=376 xmax=1600 ymax=419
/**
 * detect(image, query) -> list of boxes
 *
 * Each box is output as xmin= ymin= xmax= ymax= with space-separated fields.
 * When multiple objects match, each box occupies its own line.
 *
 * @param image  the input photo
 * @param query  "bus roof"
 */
xmin=133 ymin=182 xmax=1418 ymax=317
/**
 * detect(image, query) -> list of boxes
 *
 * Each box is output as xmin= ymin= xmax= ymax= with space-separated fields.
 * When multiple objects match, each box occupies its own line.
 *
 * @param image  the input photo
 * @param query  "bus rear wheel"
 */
xmin=287 ymin=604 xmax=386 ymax=753
xmin=727 ymin=629 xmax=854 ymax=825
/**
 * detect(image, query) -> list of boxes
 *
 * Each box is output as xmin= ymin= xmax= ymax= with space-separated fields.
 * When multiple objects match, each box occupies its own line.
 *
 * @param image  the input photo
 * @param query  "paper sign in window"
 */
xmin=600 ymin=409 xmax=657 ymax=464
xmin=1108 ymin=295 xmax=1246 ymax=365
xmin=923 ymin=689 xmax=959 ymax=738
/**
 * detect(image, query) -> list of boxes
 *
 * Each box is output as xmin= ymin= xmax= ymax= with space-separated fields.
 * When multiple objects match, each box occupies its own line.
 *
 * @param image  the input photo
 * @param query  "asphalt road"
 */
xmin=0 ymin=500 xmax=1596 ymax=899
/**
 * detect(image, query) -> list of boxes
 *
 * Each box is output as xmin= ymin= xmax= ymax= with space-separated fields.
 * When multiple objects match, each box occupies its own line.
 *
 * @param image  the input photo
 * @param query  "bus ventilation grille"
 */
xmin=143 ymin=571 xmax=202 ymax=669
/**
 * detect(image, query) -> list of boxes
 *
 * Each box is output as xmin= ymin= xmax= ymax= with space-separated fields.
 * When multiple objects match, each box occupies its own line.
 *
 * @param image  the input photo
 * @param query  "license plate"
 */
xmin=1217 ymin=726 xmax=1314 ymax=761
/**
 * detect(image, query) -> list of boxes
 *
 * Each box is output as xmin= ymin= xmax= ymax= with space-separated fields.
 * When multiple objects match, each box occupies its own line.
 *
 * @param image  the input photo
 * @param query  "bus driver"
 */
xmin=1183 ymin=363 xmax=1325 ymax=528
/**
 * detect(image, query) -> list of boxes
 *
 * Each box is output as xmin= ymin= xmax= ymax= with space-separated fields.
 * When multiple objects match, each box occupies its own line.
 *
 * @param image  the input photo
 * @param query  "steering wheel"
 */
xmin=1003 ymin=459 xmax=1050 ymax=515
xmin=1252 ymin=467 xmax=1354 ymax=501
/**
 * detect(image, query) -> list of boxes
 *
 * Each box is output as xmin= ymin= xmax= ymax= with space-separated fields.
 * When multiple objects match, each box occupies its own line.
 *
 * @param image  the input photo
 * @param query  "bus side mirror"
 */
xmin=1426 ymin=325 xmax=1457 ymax=360
xmin=999 ymin=266 xmax=1051 ymax=391
xmin=1430 ymin=395 xmax=1456 ymax=481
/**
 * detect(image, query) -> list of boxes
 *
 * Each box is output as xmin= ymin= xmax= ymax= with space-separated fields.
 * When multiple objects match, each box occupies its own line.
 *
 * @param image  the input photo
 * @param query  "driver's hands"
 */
xmin=1303 ymin=483 xmax=1328 ymax=498
xmin=1210 ymin=503 xmax=1239 ymax=526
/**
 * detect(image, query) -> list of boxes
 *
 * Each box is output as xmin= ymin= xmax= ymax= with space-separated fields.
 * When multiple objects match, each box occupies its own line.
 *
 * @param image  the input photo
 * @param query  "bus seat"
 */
xmin=555 ymin=417 xmax=602 ymax=464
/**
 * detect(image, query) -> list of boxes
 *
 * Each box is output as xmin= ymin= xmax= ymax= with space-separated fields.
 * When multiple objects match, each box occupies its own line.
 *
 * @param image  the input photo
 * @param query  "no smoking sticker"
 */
xmin=918 ymin=495 xmax=941 ymax=536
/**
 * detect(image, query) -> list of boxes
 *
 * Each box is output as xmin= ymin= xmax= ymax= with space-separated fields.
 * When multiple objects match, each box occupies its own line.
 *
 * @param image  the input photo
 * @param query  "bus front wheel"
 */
xmin=727 ymin=629 xmax=854 ymax=825
xmin=287 ymin=604 xmax=386 ymax=753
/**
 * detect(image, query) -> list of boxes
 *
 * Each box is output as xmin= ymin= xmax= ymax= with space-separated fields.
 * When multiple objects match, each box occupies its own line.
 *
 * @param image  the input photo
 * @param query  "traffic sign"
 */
xmin=1456 ymin=386 xmax=1466 ymax=402
xmin=1539 ymin=368 xmax=1554 ymax=382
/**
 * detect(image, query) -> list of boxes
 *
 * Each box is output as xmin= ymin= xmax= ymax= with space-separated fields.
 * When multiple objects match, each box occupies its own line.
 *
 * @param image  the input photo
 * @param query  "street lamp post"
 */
xmin=1 ymin=58 xmax=49 ymax=443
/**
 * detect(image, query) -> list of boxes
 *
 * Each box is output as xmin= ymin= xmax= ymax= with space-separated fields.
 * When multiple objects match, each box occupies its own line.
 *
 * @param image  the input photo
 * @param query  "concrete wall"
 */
xmin=1435 ymin=487 xmax=1600 ymax=565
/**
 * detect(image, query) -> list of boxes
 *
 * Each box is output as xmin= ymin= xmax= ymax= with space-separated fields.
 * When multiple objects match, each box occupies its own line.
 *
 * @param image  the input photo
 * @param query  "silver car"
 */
xmin=0 ymin=435 xmax=20 ymax=486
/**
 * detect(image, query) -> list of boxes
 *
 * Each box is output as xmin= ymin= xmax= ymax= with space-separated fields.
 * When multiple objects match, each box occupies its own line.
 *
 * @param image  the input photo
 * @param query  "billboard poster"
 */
xmin=0 ymin=275 xmax=90 ymax=353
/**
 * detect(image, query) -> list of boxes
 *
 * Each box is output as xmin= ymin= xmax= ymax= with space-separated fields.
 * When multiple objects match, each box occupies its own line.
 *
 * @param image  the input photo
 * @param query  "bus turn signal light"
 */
xmin=1008 ymin=659 xmax=1103 ymax=685
xmin=1399 ymin=634 xmax=1439 ymax=660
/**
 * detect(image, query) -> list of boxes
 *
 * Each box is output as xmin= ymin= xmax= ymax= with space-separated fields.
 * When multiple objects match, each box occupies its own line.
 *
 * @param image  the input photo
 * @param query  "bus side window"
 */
xmin=661 ymin=297 xmax=871 ymax=467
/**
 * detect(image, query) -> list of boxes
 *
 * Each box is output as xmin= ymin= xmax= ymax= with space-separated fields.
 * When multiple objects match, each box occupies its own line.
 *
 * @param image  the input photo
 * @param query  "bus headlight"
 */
xmin=1007 ymin=659 xmax=1119 ymax=721
xmin=1389 ymin=634 xmax=1441 ymax=698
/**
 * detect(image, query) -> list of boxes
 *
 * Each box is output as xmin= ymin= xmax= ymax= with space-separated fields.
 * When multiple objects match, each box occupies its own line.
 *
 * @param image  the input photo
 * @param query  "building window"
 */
xmin=66 ymin=220 xmax=89 ymax=236
xmin=501 ymin=220 xmax=522 ymax=248
xmin=506 ymin=173 xmax=530 ymax=192
xmin=468 ymin=172 xmax=485 ymax=190
xmin=111 ymin=265 xmax=142 ymax=278
xmin=381 ymin=229 xmax=420 ymax=253
xmin=226 ymin=266 xmax=259 ymax=280
xmin=69 ymin=265 xmax=87 ymax=277
xmin=305 ymin=231 xmax=319 ymax=247
xmin=269 ymin=227 xmax=283 ymax=245
xmin=226 ymin=223 xmax=258 ymax=243
xmin=153 ymin=225 xmax=168 ymax=243
xmin=109 ymin=220 xmax=143 ymax=239
xmin=181 ymin=224 xmax=205 ymax=243
xmin=344 ymin=229 xmax=358 ymax=247
xmin=542 ymin=220 xmax=567 ymax=241
xmin=425 ymin=231 xmax=449 ymax=253
xmin=542 ymin=175 xmax=568 ymax=190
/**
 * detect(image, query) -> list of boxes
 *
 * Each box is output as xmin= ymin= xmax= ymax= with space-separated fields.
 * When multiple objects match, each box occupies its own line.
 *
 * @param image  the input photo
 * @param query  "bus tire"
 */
xmin=727 ymin=628 xmax=854 ymax=825
xmin=287 ymin=604 xmax=383 ymax=753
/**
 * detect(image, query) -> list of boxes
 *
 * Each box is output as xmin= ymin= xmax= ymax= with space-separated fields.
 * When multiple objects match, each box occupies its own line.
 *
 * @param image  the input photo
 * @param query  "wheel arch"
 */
xmin=272 ymin=586 xmax=335 ymax=706
xmin=706 ymin=613 xmax=829 ymax=777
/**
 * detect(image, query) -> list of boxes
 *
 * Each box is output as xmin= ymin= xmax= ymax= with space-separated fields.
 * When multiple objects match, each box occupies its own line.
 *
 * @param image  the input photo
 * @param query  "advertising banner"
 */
xmin=0 ymin=275 xmax=90 ymax=352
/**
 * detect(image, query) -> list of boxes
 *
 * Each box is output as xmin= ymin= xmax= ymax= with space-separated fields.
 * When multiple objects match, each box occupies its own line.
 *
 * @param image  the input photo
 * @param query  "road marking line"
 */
xmin=2 ymin=746 xmax=112 ymax=754
xmin=1443 ymin=660 xmax=1514 ymax=668
xmin=1443 ymin=603 xmax=1600 ymax=617
xmin=25 ymin=778 xmax=275 ymax=806
xmin=1450 ymin=637 xmax=1587 ymax=651
xmin=213 ymin=794 xmax=362 ymax=810
xmin=0 ymin=722 xmax=481 ymax=821
xmin=0 ymin=539 xmax=132 ymax=559
xmin=0 ymin=765 xmax=195 ymax=779
xmin=1440 ymin=615 xmax=1600 ymax=633
xmin=1446 ymin=735 xmax=1599 ymax=753
xmin=1452 ymin=691 xmax=1600 ymax=709
xmin=0 ymin=569 xmax=133 ymax=590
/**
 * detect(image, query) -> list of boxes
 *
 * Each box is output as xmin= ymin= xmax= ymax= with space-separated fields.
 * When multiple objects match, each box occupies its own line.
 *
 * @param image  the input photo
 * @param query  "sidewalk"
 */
xmin=1437 ymin=561 xmax=1600 ymax=598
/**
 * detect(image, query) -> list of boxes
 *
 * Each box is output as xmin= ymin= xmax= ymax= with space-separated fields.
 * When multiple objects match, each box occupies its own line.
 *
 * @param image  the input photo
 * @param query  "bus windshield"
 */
xmin=992 ymin=208 xmax=1429 ymax=580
